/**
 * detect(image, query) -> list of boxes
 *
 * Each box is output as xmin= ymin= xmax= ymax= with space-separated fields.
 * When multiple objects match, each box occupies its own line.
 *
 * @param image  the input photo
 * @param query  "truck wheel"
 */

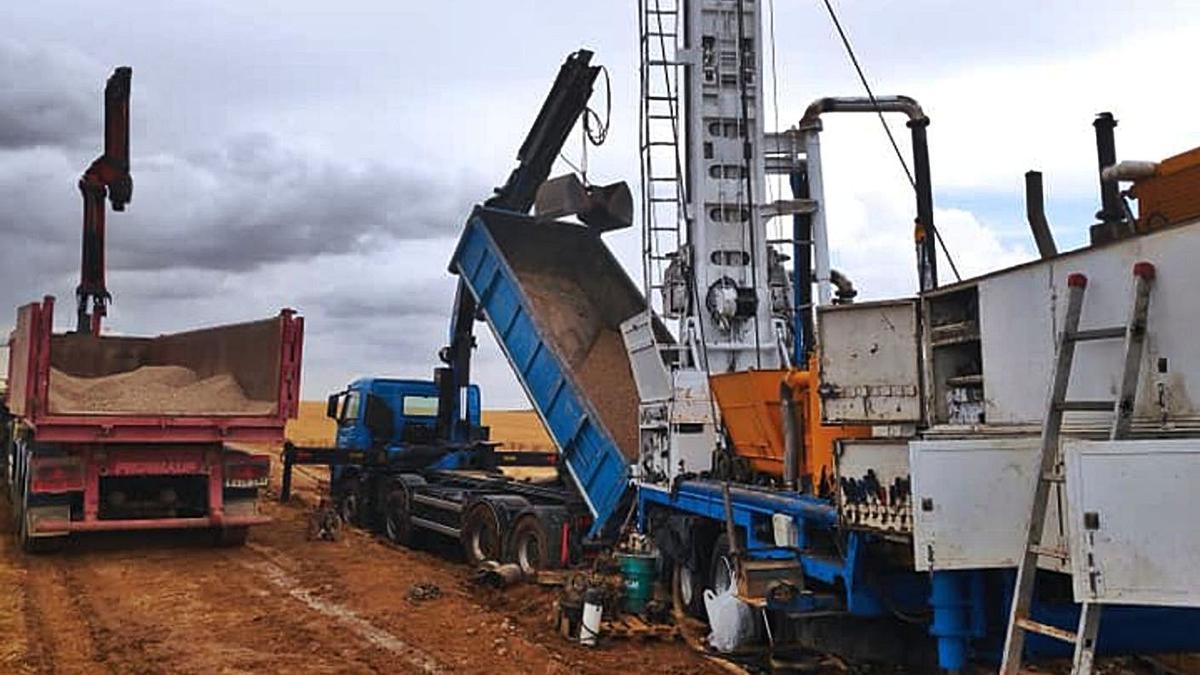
xmin=213 ymin=526 xmax=249 ymax=547
xmin=510 ymin=516 xmax=553 ymax=575
xmin=672 ymin=561 xmax=707 ymax=618
xmin=709 ymin=533 xmax=735 ymax=596
xmin=384 ymin=488 xmax=415 ymax=547
xmin=461 ymin=503 xmax=503 ymax=565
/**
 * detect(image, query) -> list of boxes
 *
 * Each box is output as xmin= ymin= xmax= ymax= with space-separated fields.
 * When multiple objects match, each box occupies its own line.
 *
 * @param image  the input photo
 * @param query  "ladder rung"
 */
xmin=649 ymin=197 xmax=677 ymax=203
xmin=649 ymin=227 xmax=679 ymax=232
xmin=648 ymin=176 xmax=679 ymax=182
xmin=767 ymin=239 xmax=814 ymax=246
xmin=646 ymin=95 xmax=678 ymax=102
xmin=1029 ymin=544 xmax=1070 ymax=560
xmin=647 ymin=115 xmax=677 ymax=121
xmin=1056 ymin=400 xmax=1114 ymax=412
xmin=1015 ymin=618 xmax=1077 ymax=644
xmin=1041 ymin=471 xmax=1066 ymax=484
xmin=645 ymin=141 xmax=677 ymax=146
xmin=645 ymin=32 xmax=676 ymax=38
xmin=1068 ymin=327 xmax=1127 ymax=342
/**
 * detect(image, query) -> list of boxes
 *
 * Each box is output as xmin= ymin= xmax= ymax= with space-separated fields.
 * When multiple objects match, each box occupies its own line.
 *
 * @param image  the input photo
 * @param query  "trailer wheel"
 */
xmin=461 ymin=503 xmax=503 ymax=565
xmin=213 ymin=526 xmax=249 ymax=547
xmin=383 ymin=488 xmax=415 ymax=547
xmin=510 ymin=516 xmax=553 ymax=575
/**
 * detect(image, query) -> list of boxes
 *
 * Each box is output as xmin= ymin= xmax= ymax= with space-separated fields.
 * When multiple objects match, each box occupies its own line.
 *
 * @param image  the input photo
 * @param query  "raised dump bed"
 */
xmin=8 ymin=296 xmax=303 ymax=443
xmin=450 ymin=207 xmax=654 ymax=536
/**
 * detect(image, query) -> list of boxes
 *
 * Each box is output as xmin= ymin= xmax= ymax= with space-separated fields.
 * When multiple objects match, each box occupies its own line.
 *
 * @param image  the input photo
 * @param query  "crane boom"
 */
xmin=76 ymin=66 xmax=132 ymax=335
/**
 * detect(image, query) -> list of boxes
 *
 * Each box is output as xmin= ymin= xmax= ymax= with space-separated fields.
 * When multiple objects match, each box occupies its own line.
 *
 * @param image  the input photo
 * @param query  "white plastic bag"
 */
xmin=703 ymin=587 xmax=754 ymax=652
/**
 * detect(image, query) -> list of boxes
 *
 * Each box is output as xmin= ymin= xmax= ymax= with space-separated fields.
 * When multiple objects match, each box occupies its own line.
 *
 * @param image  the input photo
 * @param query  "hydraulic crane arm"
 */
xmin=76 ymin=66 xmax=132 ymax=335
xmin=486 ymin=49 xmax=600 ymax=214
xmin=438 ymin=50 xmax=602 ymax=442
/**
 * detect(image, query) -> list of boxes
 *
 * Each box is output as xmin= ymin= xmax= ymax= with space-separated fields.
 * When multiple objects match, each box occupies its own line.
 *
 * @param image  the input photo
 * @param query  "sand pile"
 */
xmin=49 ymin=365 xmax=275 ymax=415
xmin=519 ymin=272 xmax=639 ymax=460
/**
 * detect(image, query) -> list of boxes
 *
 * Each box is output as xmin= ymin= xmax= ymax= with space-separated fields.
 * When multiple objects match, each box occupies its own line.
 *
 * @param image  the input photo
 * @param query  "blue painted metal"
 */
xmin=930 ymin=570 xmax=982 ymax=671
xmin=449 ymin=208 xmax=631 ymax=538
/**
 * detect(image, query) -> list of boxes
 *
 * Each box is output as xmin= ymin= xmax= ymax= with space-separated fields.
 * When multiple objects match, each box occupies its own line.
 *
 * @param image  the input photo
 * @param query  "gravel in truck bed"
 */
xmin=518 ymin=271 xmax=640 ymax=460
xmin=48 ymin=365 xmax=275 ymax=415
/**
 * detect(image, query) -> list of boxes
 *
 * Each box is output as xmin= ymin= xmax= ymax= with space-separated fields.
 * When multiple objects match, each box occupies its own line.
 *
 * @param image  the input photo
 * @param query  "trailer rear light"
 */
xmin=224 ymin=458 xmax=270 ymax=489
xmin=30 ymin=458 xmax=84 ymax=493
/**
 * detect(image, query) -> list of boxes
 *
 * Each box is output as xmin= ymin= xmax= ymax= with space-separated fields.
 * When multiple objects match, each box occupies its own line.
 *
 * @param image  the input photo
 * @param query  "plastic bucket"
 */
xmin=617 ymin=553 xmax=657 ymax=613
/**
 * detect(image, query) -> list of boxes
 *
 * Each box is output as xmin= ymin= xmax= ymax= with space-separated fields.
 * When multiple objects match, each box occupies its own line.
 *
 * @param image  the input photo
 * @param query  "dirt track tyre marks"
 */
xmin=57 ymin=562 xmax=170 ymax=674
xmin=19 ymin=560 xmax=105 ymax=674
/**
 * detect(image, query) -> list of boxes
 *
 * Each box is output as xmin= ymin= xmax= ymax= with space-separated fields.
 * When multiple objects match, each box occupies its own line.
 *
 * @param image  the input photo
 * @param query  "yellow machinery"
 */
xmin=1132 ymin=146 xmax=1200 ymax=232
xmin=709 ymin=360 xmax=869 ymax=494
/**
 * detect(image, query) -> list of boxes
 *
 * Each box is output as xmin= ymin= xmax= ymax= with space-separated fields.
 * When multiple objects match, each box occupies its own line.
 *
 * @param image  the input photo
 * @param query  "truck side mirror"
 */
xmin=326 ymin=393 xmax=340 ymax=420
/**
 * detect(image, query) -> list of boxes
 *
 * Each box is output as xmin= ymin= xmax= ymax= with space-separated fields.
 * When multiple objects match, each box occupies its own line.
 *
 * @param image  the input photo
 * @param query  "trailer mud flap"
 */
xmin=26 ymin=504 xmax=70 ymax=536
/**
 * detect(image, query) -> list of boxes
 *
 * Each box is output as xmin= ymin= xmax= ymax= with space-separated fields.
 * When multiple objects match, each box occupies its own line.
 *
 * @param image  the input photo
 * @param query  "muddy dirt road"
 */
xmin=0 ymin=459 xmax=720 ymax=675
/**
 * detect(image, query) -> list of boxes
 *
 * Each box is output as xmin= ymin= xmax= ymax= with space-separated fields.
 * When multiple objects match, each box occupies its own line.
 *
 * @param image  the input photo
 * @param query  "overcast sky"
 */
xmin=4 ymin=1 xmax=1200 ymax=409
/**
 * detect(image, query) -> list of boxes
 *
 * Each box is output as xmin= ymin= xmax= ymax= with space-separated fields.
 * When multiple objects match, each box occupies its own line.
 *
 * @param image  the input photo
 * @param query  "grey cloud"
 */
xmin=110 ymin=132 xmax=483 ymax=273
xmin=0 ymin=40 xmax=98 ymax=150
xmin=318 ymin=278 xmax=454 ymax=322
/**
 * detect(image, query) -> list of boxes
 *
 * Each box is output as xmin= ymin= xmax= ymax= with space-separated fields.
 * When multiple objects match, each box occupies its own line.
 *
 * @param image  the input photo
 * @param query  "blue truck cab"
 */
xmin=327 ymin=377 xmax=482 ymax=454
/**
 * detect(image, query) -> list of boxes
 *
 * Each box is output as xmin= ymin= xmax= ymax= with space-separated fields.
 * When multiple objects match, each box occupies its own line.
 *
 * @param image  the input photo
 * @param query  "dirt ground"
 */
xmin=0 ymin=444 xmax=722 ymax=675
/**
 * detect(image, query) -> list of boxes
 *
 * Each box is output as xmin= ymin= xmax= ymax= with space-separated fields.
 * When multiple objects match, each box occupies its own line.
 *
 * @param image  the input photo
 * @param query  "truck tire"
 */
xmin=709 ymin=532 xmax=735 ymax=596
xmin=672 ymin=561 xmax=707 ymax=618
xmin=461 ymin=503 xmax=503 ymax=565
xmin=213 ymin=526 xmax=249 ymax=547
xmin=383 ymin=488 xmax=414 ymax=547
xmin=509 ymin=515 xmax=552 ymax=575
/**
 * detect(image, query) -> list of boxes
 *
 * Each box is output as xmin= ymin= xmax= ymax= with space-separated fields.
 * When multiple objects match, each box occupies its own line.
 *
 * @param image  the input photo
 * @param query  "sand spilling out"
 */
xmin=49 ymin=365 xmax=275 ymax=415
xmin=518 ymin=271 xmax=639 ymax=460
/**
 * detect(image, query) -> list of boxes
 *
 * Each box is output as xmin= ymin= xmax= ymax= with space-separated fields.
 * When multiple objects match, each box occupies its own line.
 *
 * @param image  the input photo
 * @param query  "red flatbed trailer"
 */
xmin=4 ymin=296 xmax=303 ymax=551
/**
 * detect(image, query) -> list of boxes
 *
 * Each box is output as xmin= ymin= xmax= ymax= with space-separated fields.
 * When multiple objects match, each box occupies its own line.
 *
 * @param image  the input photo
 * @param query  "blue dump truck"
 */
xmin=281 ymin=205 xmax=646 ymax=571
xmin=281 ymin=50 xmax=644 ymax=572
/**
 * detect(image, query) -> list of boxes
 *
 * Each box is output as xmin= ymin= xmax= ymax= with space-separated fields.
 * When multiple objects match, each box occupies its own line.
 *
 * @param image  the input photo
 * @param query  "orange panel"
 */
xmin=710 ymin=362 xmax=870 ymax=491
xmin=1133 ymin=146 xmax=1200 ymax=232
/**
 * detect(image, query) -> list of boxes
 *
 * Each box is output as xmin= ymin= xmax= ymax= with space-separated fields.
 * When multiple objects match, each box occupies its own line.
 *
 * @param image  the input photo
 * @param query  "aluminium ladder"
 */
xmin=999 ymin=261 xmax=1156 ymax=675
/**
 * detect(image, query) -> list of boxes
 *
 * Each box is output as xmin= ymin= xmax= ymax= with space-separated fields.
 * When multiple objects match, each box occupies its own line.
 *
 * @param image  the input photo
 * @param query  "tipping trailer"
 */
xmin=5 ymin=297 xmax=303 ymax=551
xmin=2 ymin=67 xmax=306 ymax=551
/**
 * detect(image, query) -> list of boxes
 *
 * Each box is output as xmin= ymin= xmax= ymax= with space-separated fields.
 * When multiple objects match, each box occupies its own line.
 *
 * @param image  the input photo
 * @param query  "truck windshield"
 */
xmin=340 ymin=391 xmax=362 ymax=425
xmin=402 ymin=395 xmax=439 ymax=418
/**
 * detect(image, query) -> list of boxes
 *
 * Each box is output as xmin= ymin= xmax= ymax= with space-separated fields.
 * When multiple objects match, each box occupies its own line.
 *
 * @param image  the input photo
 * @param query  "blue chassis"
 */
xmin=637 ymin=479 xmax=1200 ymax=670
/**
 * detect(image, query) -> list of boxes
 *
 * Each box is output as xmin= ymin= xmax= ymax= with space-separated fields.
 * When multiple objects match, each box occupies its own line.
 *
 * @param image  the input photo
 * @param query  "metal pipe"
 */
xmin=829 ymin=269 xmax=857 ymax=304
xmin=1093 ymin=112 xmax=1124 ymax=226
xmin=780 ymin=381 xmax=801 ymax=492
xmin=909 ymin=118 xmax=939 ymax=291
xmin=799 ymin=95 xmax=926 ymax=128
xmin=1024 ymin=171 xmax=1058 ymax=259
xmin=1102 ymin=160 xmax=1158 ymax=182
xmin=798 ymin=95 xmax=939 ymax=293
xmin=789 ymin=170 xmax=815 ymax=367
xmin=801 ymin=129 xmax=832 ymax=306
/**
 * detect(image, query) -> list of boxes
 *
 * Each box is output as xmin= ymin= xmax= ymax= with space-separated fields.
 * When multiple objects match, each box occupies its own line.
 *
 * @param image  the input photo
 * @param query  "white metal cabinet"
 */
xmin=975 ymin=223 xmax=1200 ymax=430
xmin=910 ymin=438 xmax=1068 ymax=573
xmin=1064 ymin=439 xmax=1200 ymax=606
xmin=818 ymin=299 xmax=921 ymax=424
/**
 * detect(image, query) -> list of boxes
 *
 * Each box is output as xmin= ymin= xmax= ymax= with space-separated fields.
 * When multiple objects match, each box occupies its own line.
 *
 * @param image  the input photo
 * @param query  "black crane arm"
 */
xmin=485 ymin=49 xmax=600 ymax=214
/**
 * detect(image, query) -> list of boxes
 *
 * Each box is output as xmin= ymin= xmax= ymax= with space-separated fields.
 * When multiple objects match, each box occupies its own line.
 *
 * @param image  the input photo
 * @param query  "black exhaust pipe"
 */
xmin=1093 ymin=113 xmax=1126 ymax=234
xmin=1024 ymin=171 xmax=1057 ymax=259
